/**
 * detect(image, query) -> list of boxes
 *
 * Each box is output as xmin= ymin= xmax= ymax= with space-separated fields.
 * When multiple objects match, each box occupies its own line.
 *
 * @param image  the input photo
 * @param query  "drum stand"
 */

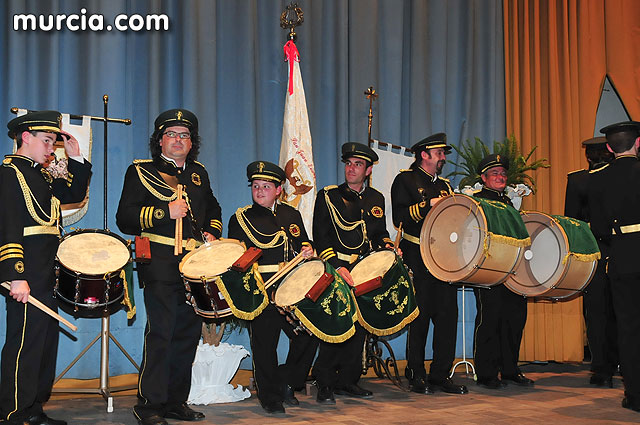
xmin=364 ymin=332 xmax=408 ymax=390
xmin=450 ymin=286 xmax=476 ymax=378
xmin=53 ymin=314 xmax=139 ymax=412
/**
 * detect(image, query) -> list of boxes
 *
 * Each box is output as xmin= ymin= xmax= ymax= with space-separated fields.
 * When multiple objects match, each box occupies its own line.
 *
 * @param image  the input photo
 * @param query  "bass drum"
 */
xmin=505 ymin=212 xmax=598 ymax=300
xmin=419 ymin=194 xmax=527 ymax=286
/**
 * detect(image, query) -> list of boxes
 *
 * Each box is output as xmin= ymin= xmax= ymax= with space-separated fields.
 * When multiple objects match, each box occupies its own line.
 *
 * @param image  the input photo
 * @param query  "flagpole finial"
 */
xmin=280 ymin=2 xmax=304 ymax=42
xmin=365 ymin=86 xmax=378 ymax=142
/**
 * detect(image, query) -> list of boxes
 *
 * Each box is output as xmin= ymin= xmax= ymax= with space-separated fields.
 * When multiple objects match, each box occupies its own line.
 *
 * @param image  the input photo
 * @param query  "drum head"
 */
xmin=180 ymin=239 xmax=245 ymax=279
xmin=275 ymin=259 xmax=325 ymax=307
xmin=506 ymin=212 xmax=567 ymax=297
xmin=57 ymin=230 xmax=130 ymax=275
xmin=420 ymin=195 xmax=486 ymax=281
xmin=351 ymin=250 xmax=395 ymax=286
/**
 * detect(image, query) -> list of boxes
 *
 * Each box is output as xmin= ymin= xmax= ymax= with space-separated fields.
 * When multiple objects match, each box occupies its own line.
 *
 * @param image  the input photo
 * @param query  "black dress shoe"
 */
xmin=283 ymin=384 xmax=300 ymax=406
xmin=136 ymin=414 xmax=168 ymax=425
xmin=316 ymin=385 xmax=336 ymax=404
xmin=502 ymin=372 xmax=534 ymax=387
xmin=261 ymin=401 xmax=285 ymax=414
xmin=476 ymin=377 xmax=504 ymax=389
xmin=408 ymin=376 xmax=434 ymax=394
xmin=622 ymin=397 xmax=640 ymax=412
xmin=428 ymin=377 xmax=468 ymax=394
xmin=164 ymin=403 xmax=204 ymax=421
xmin=25 ymin=413 xmax=67 ymax=425
xmin=334 ymin=384 xmax=373 ymax=399
xmin=590 ymin=374 xmax=613 ymax=388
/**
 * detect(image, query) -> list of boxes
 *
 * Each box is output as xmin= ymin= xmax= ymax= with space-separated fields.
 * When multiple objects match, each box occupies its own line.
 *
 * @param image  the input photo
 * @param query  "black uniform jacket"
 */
xmin=390 ymin=165 xmax=453 ymax=241
xmin=0 ymin=154 xmax=92 ymax=283
xmin=588 ymin=155 xmax=640 ymax=275
xmin=564 ymin=169 xmax=589 ymax=221
xmin=474 ymin=187 xmax=514 ymax=207
xmin=313 ymin=183 xmax=392 ymax=270
xmin=116 ymin=156 xmax=222 ymax=282
xmin=228 ymin=202 xmax=311 ymax=294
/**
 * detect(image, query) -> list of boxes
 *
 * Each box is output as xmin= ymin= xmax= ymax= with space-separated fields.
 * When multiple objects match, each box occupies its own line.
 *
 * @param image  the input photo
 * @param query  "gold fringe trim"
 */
xmin=292 ymin=306 xmax=356 ymax=343
xmin=214 ymin=263 xmax=268 ymax=321
xmin=355 ymin=300 xmax=420 ymax=337
xmin=119 ymin=269 xmax=136 ymax=320
xmin=487 ymin=232 xmax=531 ymax=248
xmin=562 ymin=251 xmax=601 ymax=265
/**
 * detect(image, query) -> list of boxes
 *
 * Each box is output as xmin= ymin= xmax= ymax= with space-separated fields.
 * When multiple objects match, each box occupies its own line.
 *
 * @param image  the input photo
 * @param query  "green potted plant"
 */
xmin=447 ymin=135 xmax=550 ymax=209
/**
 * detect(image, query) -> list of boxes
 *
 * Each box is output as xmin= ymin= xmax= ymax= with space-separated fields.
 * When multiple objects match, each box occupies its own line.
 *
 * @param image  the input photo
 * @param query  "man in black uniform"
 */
xmin=0 ymin=110 xmax=92 ymax=425
xmin=587 ymin=121 xmax=640 ymax=413
xmin=312 ymin=142 xmax=394 ymax=403
xmin=227 ymin=161 xmax=317 ymax=415
xmin=390 ymin=133 xmax=467 ymax=395
xmin=117 ymin=109 xmax=222 ymax=425
xmin=472 ymin=154 xmax=533 ymax=389
xmin=564 ymin=137 xmax=617 ymax=387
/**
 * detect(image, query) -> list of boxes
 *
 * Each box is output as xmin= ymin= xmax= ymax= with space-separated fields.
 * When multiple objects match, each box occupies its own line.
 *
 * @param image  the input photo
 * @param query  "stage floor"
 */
xmin=46 ymin=362 xmax=637 ymax=424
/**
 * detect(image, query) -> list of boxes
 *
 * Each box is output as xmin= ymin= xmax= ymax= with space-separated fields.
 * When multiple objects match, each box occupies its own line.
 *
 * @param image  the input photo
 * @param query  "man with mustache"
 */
xmin=390 ymin=133 xmax=467 ymax=395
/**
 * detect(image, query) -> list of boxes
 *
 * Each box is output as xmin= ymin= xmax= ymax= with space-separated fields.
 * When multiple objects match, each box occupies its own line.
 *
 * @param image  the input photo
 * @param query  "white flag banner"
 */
xmin=371 ymin=140 xmax=413 ymax=242
xmin=279 ymin=40 xmax=317 ymax=236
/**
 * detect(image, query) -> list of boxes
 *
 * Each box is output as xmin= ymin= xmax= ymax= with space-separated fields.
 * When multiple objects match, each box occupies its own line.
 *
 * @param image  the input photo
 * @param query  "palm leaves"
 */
xmin=448 ymin=135 xmax=550 ymax=192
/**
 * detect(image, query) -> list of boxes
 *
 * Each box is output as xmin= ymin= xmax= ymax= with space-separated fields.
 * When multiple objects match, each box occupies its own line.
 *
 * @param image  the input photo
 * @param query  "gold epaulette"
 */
xmin=324 ymin=185 xmax=338 ymax=191
xmin=133 ymin=159 xmax=152 ymax=164
xmin=439 ymin=176 xmax=450 ymax=182
xmin=589 ymin=163 xmax=609 ymax=173
xmin=568 ymin=168 xmax=586 ymax=175
xmin=193 ymin=160 xmax=205 ymax=168
xmin=399 ymin=169 xmax=411 ymax=172
xmin=2 ymin=158 xmax=12 ymax=165
xmin=368 ymin=186 xmax=383 ymax=195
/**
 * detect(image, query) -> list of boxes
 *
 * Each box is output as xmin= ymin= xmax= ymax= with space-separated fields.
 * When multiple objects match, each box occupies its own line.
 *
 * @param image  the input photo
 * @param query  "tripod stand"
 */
xmin=450 ymin=286 xmax=476 ymax=378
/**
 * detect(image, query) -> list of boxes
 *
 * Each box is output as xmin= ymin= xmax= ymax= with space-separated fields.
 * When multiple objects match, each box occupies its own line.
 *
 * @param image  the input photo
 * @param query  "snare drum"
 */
xmin=55 ymin=229 xmax=131 ymax=310
xmin=505 ymin=212 xmax=600 ymax=299
xmin=420 ymin=194 xmax=530 ymax=286
xmin=180 ymin=239 xmax=266 ymax=319
xmin=350 ymin=250 xmax=418 ymax=336
xmin=274 ymin=259 xmax=357 ymax=343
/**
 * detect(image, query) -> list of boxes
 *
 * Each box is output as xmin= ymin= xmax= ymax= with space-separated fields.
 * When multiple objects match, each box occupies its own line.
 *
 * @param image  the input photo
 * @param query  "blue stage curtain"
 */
xmin=0 ymin=0 xmax=504 ymax=377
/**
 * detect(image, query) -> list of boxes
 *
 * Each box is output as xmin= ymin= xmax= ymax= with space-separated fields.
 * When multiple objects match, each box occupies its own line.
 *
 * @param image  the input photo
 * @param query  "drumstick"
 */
xmin=263 ymin=252 xmax=305 ymax=289
xmin=174 ymin=184 xmax=183 ymax=255
xmin=1 ymin=282 xmax=77 ymax=332
xmin=394 ymin=222 xmax=403 ymax=253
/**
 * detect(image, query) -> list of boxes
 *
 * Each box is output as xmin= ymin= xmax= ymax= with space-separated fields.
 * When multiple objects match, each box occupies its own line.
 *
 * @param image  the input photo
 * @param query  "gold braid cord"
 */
xmin=135 ymin=164 xmax=178 ymax=202
xmin=9 ymin=163 xmax=59 ymax=226
xmin=324 ymin=189 xmax=366 ymax=250
xmin=235 ymin=206 xmax=288 ymax=250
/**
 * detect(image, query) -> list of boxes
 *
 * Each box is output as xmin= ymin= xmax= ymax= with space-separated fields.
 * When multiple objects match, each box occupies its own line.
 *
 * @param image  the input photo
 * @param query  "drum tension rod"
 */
xmin=472 ymin=265 xmax=516 ymax=274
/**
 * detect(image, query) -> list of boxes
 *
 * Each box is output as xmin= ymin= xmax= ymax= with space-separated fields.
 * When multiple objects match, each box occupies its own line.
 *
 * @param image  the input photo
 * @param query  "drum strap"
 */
xmin=23 ymin=225 xmax=60 ymax=237
xmin=612 ymin=223 xmax=640 ymax=235
xmin=402 ymin=232 xmax=420 ymax=245
xmin=257 ymin=264 xmax=280 ymax=273
xmin=336 ymin=252 xmax=359 ymax=264
xmin=140 ymin=232 xmax=202 ymax=251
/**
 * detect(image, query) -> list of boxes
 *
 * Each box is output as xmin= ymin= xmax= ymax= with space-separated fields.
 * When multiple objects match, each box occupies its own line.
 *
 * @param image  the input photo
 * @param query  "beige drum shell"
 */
xmin=179 ymin=239 xmax=245 ymax=282
xmin=505 ymin=212 xmax=596 ymax=299
xmin=57 ymin=231 xmax=130 ymax=276
xmin=419 ymin=194 xmax=522 ymax=286
xmin=351 ymin=250 xmax=396 ymax=286
xmin=274 ymin=259 xmax=326 ymax=307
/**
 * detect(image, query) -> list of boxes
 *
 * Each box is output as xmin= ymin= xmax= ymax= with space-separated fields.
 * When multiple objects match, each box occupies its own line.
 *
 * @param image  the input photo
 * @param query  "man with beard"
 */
xmin=390 ymin=133 xmax=467 ymax=395
xmin=227 ymin=161 xmax=317 ymax=415
xmin=0 ymin=110 xmax=92 ymax=425
xmin=472 ymin=154 xmax=533 ymax=389
xmin=312 ymin=142 xmax=394 ymax=404
xmin=117 ymin=109 xmax=222 ymax=425
xmin=587 ymin=121 xmax=640 ymax=412
xmin=564 ymin=137 xmax=617 ymax=388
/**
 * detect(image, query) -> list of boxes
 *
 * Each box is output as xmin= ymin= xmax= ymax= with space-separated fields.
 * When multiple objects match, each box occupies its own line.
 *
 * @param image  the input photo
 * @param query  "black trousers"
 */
xmin=609 ymin=272 xmax=640 ymax=404
xmin=313 ymin=322 xmax=367 ymax=388
xmin=473 ymin=284 xmax=527 ymax=380
xmin=0 ymin=277 xmax=59 ymax=423
xmin=402 ymin=241 xmax=458 ymax=381
xmin=134 ymin=279 xmax=202 ymax=419
xmin=249 ymin=304 xmax=318 ymax=405
xmin=583 ymin=260 xmax=618 ymax=376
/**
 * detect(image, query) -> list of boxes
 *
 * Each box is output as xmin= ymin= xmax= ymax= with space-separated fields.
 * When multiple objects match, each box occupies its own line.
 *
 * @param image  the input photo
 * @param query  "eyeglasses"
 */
xmin=163 ymin=131 xmax=191 ymax=140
